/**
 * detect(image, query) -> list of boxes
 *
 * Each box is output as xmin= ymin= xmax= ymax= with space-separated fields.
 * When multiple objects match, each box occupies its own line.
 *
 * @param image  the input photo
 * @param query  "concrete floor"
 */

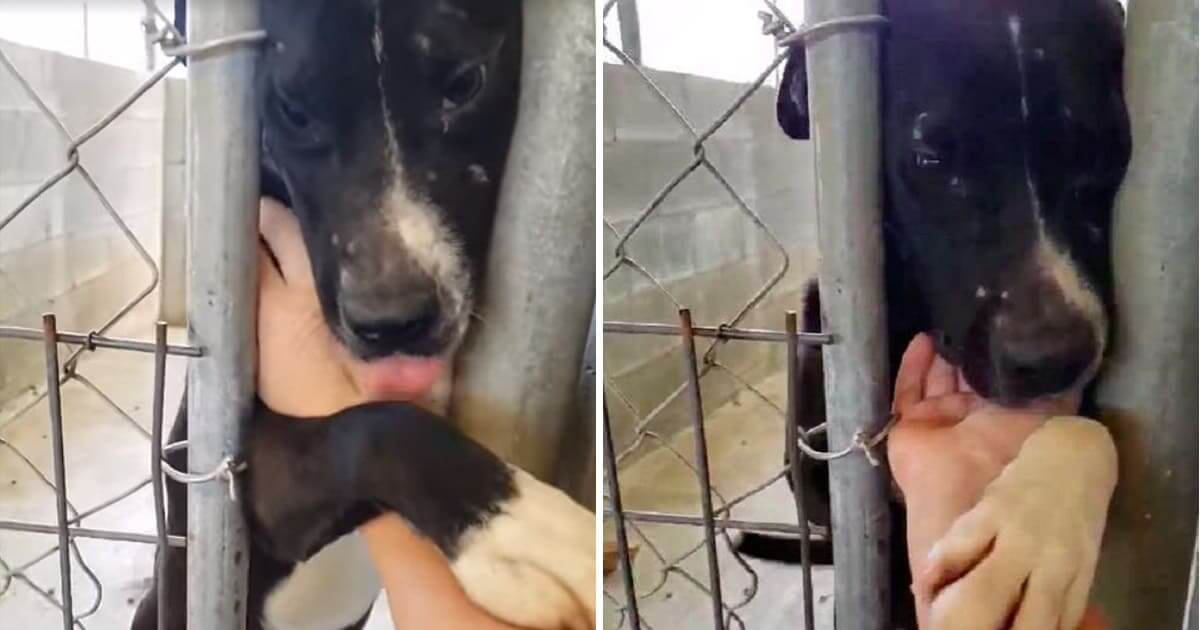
xmin=0 ymin=306 xmax=395 ymax=629
xmin=604 ymin=370 xmax=834 ymax=629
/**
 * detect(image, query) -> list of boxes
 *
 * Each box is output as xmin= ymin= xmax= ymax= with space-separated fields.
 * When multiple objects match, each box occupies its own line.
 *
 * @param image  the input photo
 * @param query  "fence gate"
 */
xmin=0 ymin=1 xmax=262 ymax=627
xmin=601 ymin=0 xmax=891 ymax=628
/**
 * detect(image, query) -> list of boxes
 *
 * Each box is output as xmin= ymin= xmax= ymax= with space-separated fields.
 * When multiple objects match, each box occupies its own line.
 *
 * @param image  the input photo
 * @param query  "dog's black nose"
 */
xmin=341 ymin=291 xmax=442 ymax=357
xmin=993 ymin=317 xmax=1096 ymax=399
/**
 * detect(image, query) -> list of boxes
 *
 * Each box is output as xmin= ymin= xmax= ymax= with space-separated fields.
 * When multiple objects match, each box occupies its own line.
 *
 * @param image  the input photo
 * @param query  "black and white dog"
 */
xmin=738 ymin=0 xmax=1131 ymax=625
xmin=131 ymin=1 xmax=594 ymax=629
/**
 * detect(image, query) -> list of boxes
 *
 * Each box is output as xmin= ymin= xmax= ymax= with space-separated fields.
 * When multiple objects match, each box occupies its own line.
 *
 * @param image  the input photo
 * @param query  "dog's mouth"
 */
xmin=327 ymin=296 xmax=470 ymax=401
xmin=355 ymin=353 xmax=447 ymax=400
xmin=932 ymin=325 xmax=1100 ymax=407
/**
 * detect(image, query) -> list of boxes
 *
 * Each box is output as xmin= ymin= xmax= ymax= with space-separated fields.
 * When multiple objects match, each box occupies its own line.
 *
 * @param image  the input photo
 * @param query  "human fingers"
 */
xmin=1009 ymin=564 xmax=1074 ymax=630
xmin=257 ymin=241 xmax=284 ymax=294
xmin=894 ymin=333 xmax=937 ymax=413
xmin=917 ymin=506 xmax=1000 ymax=603
xmin=926 ymin=543 xmax=1028 ymax=630
xmin=925 ymin=353 xmax=959 ymax=398
xmin=258 ymin=198 xmax=315 ymax=288
xmin=896 ymin=393 xmax=979 ymax=431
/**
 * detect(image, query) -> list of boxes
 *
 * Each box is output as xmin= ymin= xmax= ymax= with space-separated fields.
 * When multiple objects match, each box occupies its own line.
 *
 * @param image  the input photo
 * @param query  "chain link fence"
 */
xmin=0 ymin=3 xmax=262 ymax=627
xmin=601 ymin=1 xmax=891 ymax=628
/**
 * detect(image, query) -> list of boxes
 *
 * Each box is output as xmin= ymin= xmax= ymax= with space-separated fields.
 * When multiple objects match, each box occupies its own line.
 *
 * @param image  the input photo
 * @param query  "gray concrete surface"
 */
xmin=602 ymin=62 xmax=818 ymax=457
xmin=0 ymin=303 xmax=398 ymax=629
xmin=604 ymin=371 xmax=835 ymax=629
xmin=0 ymin=38 xmax=168 ymax=404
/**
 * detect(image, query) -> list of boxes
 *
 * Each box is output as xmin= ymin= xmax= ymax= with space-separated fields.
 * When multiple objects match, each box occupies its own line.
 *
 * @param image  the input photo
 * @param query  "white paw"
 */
xmin=452 ymin=468 xmax=596 ymax=630
xmin=919 ymin=417 xmax=1117 ymax=630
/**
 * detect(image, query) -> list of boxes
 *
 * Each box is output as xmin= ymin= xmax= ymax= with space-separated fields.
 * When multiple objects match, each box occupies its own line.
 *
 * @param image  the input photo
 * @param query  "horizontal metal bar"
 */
xmin=0 ymin=519 xmax=186 ymax=547
xmin=0 ymin=326 xmax=202 ymax=357
xmin=606 ymin=508 xmax=829 ymax=538
xmin=604 ymin=321 xmax=834 ymax=345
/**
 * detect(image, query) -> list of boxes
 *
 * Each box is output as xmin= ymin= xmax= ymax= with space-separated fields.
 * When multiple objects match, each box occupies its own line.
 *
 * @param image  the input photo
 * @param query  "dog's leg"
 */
xmin=734 ymin=280 xmax=834 ymax=564
xmin=246 ymin=401 xmax=595 ymax=630
xmin=917 ymin=417 xmax=1117 ymax=630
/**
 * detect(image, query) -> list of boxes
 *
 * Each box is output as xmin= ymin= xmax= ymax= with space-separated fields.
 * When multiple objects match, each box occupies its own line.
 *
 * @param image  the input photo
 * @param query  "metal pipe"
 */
xmin=451 ymin=0 xmax=595 ymax=484
xmin=615 ymin=0 xmax=642 ymax=64
xmin=151 ymin=322 xmax=169 ymax=630
xmin=678 ymin=309 xmax=725 ymax=629
xmin=556 ymin=306 xmax=598 ymax=505
xmin=604 ymin=509 xmax=827 ymax=538
xmin=785 ymin=311 xmax=816 ymax=630
xmin=0 ymin=326 xmax=202 ymax=357
xmin=804 ymin=0 xmax=891 ymax=627
xmin=0 ymin=520 xmax=187 ymax=547
xmin=604 ymin=321 xmax=833 ymax=345
xmin=1092 ymin=0 xmax=1198 ymax=624
xmin=603 ymin=404 xmax=641 ymax=630
xmin=185 ymin=0 xmax=260 ymax=627
xmin=41 ymin=314 xmax=73 ymax=630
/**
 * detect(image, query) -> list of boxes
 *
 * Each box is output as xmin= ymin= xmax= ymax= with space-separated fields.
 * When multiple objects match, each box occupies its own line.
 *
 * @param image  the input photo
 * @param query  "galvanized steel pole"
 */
xmin=1092 ymin=0 xmax=1198 ymax=625
xmin=185 ymin=0 xmax=260 ymax=627
xmin=804 ymin=1 xmax=891 ymax=627
xmin=616 ymin=0 xmax=642 ymax=65
xmin=452 ymin=0 xmax=596 ymax=490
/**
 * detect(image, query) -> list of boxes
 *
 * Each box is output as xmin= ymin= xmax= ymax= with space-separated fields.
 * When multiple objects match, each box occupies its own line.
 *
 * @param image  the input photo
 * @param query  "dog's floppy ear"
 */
xmin=776 ymin=45 xmax=810 ymax=140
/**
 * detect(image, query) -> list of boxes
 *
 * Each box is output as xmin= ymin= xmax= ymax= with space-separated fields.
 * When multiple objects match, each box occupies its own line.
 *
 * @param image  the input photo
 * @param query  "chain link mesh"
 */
xmin=601 ymin=2 xmax=892 ymax=628
xmin=0 ymin=4 xmax=263 ymax=626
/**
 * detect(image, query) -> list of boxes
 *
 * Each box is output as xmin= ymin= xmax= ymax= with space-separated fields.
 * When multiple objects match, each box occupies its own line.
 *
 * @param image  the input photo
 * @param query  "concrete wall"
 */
xmin=603 ymin=63 xmax=818 ymax=454
xmin=159 ymin=76 xmax=186 ymax=325
xmin=0 ymin=38 xmax=165 ymax=402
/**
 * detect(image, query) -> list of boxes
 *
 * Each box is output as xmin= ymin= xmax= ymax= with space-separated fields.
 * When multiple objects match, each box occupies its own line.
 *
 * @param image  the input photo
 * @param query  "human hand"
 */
xmin=887 ymin=334 xmax=1077 ymax=578
xmin=256 ymin=198 xmax=445 ymax=416
xmin=887 ymin=334 xmax=1114 ymax=630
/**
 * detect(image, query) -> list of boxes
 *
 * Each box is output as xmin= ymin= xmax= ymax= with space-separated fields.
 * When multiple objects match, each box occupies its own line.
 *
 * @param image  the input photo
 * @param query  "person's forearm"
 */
xmin=359 ymin=513 xmax=517 ymax=630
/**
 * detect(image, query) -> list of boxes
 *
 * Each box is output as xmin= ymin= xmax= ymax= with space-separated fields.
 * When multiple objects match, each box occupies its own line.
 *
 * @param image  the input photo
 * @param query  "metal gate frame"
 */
xmin=0 ymin=2 xmax=263 ymax=628
xmin=601 ymin=0 xmax=892 ymax=628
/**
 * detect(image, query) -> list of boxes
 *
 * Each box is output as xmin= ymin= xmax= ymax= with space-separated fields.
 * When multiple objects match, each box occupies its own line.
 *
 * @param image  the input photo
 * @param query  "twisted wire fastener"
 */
xmin=161 ymin=441 xmax=248 ymax=502
xmin=795 ymin=412 xmax=899 ymax=465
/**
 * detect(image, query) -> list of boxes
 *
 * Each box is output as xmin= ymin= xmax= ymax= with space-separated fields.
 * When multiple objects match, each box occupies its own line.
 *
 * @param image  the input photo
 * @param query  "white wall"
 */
xmin=0 ymin=37 xmax=166 ymax=400
xmin=0 ymin=0 xmax=175 ymax=71
xmin=601 ymin=0 xmax=806 ymax=86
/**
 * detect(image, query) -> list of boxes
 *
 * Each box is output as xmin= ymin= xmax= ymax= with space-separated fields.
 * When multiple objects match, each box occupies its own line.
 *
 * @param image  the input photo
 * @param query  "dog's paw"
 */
xmin=451 ymin=468 xmax=595 ymax=630
xmin=917 ymin=417 xmax=1117 ymax=630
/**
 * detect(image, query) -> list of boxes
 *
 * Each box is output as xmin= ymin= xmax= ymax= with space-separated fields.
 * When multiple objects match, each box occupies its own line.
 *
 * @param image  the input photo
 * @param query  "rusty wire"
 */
xmin=0 ymin=3 xmax=265 ymax=627
xmin=601 ymin=2 xmax=892 ymax=628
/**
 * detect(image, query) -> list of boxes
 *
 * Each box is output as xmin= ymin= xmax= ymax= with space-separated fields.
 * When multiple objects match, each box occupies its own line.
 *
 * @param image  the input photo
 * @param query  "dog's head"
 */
xmin=254 ymin=0 xmax=520 ymax=361
xmin=776 ymin=0 xmax=1130 ymax=403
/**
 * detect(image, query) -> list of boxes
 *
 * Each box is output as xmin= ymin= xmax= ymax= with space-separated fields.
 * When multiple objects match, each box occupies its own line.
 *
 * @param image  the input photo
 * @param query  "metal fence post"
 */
xmin=452 ymin=0 xmax=595 ymax=490
xmin=1092 ymin=0 xmax=1198 ymax=625
xmin=185 ymin=0 xmax=260 ymax=627
xmin=616 ymin=0 xmax=642 ymax=65
xmin=804 ymin=0 xmax=890 ymax=628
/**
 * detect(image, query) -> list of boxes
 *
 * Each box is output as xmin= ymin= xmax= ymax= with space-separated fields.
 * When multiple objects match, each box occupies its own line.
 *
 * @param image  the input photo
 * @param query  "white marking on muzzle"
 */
xmin=1034 ymin=234 xmax=1108 ymax=369
xmin=368 ymin=0 xmax=471 ymax=341
xmin=380 ymin=185 xmax=472 ymax=327
xmin=1008 ymin=15 xmax=1031 ymax=121
xmin=373 ymin=1 xmax=402 ymax=172
xmin=1010 ymin=13 xmax=1107 ymax=386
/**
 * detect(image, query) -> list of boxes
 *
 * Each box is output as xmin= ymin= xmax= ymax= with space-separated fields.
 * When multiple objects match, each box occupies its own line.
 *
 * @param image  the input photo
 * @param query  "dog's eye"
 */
xmin=442 ymin=64 xmax=486 ymax=112
xmin=276 ymin=94 xmax=311 ymax=134
xmin=269 ymin=87 xmax=327 ymax=149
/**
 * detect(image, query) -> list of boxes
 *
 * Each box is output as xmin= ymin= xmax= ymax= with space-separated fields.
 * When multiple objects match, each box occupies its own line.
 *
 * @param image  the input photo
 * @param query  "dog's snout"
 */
xmin=991 ymin=310 xmax=1096 ymax=400
xmin=339 ymin=272 xmax=444 ymax=357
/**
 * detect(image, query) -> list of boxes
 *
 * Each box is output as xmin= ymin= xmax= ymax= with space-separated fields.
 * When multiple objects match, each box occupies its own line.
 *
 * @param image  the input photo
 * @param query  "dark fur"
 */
xmin=132 ymin=2 xmax=522 ymax=628
xmin=739 ymin=1 xmax=1131 ymax=626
